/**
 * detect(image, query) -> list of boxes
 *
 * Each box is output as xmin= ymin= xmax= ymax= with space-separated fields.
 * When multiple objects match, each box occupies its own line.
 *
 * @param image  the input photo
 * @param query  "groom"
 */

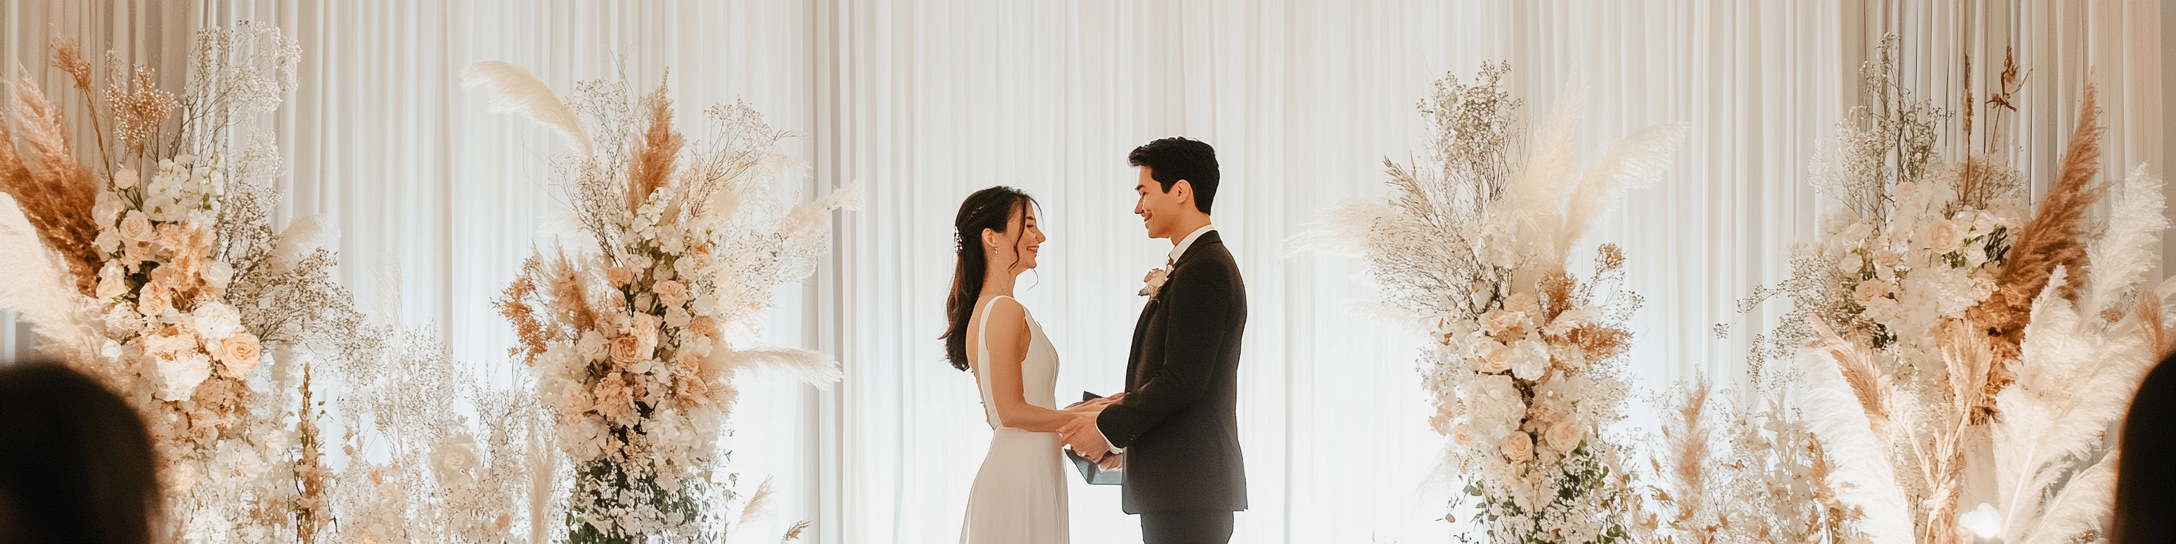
xmin=1062 ymin=137 xmax=1248 ymax=544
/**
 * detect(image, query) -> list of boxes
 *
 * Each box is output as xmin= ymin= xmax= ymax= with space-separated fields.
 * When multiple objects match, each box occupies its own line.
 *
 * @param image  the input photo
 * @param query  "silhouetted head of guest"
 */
xmin=0 ymin=360 xmax=163 ymax=544
xmin=2116 ymin=351 xmax=2176 ymax=544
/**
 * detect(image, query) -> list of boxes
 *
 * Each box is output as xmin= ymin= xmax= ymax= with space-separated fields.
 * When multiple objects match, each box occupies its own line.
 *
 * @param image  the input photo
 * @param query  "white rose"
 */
xmin=1838 ymin=253 xmax=1864 ymax=275
xmin=654 ymin=279 xmax=690 ymax=306
xmin=576 ymin=330 xmax=609 ymax=362
xmin=1853 ymin=279 xmax=1893 ymax=306
xmin=1452 ymin=423 xmax=1477 ymax=447
xmin=1926 ymin=219 xmax=1963 ymax=255
xmin=1507 ymin=339 xmax=1550 ymax=381
xmin=1837 ymin=221 xmax=1873 ymax=246
xmin=1873 ymin=249 xmax=1902 ymax=269
xmin=431 ymin=433 xmax=480 ymax=486
xmin=201 ymin=260 xmax=234 ymax=291
xmin=117 ymin=210 xmax=155 ymax=242
xmin=156 ymin=353 xmax=213 ymax=402
xmin=113 ymin=168 xmax=139 ymax=190
xmin=1500 ymin=430 xmax=1535 ymax=461
xmin=96 ymin=262 xmax=130 ymax=300
xmin=95 ymin=229 xmax=122 ymax=254
xmin=102 ymin=305 xmax=143 ymax=334
xmin=1544 ymin=420 xmax=1583 ymax=453
xmin=192 ymin=301 xmax=245 ymax=340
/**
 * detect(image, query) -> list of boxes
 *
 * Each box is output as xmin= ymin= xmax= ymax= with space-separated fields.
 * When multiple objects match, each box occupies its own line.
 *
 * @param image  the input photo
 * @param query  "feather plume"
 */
xmin=626 ymin=78 xmax=682 ymax=214
xmin=2015 ymin=453 xmax=2115 ymax=544
xmin=3 ymin=73 xmax=103 ymax=296
xmin=1658 ymin=376 xmax=1714 ymax=531
xmin=1993 ymin=266 xmax=2153 ymax=541
xmin=267 ymin=215 xmax=331 ymax=274
xmin=0 ymin=195 xmax=101 ymax=361
xmin=1505 ymin=87 xmax=1585 ymax=265
xmin=1285 ymin=199 xmax=1393 ymax=259
xmin=1796 ymin=336 xmax=1915 ymax=544
xmin=1979 ymin=84 xmax=2105 ymax=394
xmin=706 ymin=347 xmax=841 ymax=390
xmin=1553 ymin=122 xmax=1687 ymax=261
xmin=2080 ymin=163 xmax=2166 ymax=316
xmin=739 ymin=477 xmax=776 ymax=526
xmin=462 ymin=61 xmax=595 ymax=158
xmin=778 ymin=183 xmax=861 ymax=253
xmin=527 ymin=416 xmax=557 ymax=544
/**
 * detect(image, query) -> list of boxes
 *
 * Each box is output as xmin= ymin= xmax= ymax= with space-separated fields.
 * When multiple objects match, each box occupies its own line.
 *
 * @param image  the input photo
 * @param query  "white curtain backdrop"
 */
xmin=3 ymin=1 xmax=2168 ymax=543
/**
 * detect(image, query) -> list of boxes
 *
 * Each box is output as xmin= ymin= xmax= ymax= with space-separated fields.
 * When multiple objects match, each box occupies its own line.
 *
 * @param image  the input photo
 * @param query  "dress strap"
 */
xmin=973 ymin=296 xmax=1015 ymax=373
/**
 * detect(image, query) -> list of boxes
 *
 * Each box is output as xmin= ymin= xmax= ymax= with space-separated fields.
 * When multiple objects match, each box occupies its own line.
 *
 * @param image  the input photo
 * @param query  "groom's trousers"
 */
xmin=1140 ymin=510 xmax=1234 ymax=544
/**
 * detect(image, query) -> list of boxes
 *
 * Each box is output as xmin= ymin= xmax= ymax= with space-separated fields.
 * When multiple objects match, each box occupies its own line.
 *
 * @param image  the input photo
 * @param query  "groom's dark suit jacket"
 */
xmin=1096 ymin=230 xmax=1247 ymax=514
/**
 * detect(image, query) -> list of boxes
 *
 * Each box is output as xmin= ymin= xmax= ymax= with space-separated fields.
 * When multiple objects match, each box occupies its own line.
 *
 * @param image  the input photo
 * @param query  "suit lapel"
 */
xmin=1124 ymin=231 xmax=1222 ymax=390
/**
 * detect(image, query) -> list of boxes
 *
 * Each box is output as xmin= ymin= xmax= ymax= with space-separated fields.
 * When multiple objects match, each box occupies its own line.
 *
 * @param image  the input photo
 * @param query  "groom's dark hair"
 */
xmin=1128 ymin=137 xmax=1220 ymax=214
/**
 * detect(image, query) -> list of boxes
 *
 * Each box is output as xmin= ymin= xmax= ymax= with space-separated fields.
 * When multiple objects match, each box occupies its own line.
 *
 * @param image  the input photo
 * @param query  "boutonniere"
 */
xmin=1139 ymin=261 xmax=1173 ymax=300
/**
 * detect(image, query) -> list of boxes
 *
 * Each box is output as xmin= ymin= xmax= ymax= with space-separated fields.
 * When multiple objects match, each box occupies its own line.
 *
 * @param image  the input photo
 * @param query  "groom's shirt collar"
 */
xmin=1169 ymin=223 xmax=1216 ymax=263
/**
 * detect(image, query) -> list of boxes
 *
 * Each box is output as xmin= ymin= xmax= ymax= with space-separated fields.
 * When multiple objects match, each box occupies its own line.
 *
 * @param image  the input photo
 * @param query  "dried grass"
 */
xmin=1973 ymin=83 xmax=2105 ymax=420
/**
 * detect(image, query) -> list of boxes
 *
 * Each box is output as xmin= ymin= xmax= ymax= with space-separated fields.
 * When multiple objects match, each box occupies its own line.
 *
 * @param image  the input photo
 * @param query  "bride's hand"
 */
xmin=1096 ymin=453 xmax=1123 ymax=470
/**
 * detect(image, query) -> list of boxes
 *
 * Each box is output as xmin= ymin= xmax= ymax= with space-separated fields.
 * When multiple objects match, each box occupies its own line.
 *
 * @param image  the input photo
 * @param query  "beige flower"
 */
xmin=608 ymin=335 xmax=644 ymax=366
xmin=1853 ymin=278 xmax=1893 ymax=306
xmin=607 ymin=266 xmax=634 ymax=288
xmin=102 ymin=305 xmax=143 ymax=334
xmin=1139 ymin=266 xmax=1171 ymax=299
xmin=144 ymin=328 xmax=198 ymax=358
xmin=96 ymin=263 xmax=130 ymax=300
xmin=1482 ymin=308 xmax=1526 ymax=339
xmin=217 ymin=333 xmax=262 ymax=377
xmin=155 ymin=353 xmax=213 ymax=402
xmin=1927 ymin=219 xmax=1962 ymax=254
xmin=654 ymin=279 xmax=691 ymax=306
xmin=117 ymin=210 xmax=155 ymax=242
xmin=113 ymin=168 xmax=139 ymax=190
xmin=1500 ymin=430 xmax=1535 ymax=461
xmin=139 ymin=287 xmax=175 ymax=318
xmin=1873 ymin=249 xmax=1902 ymax=269
xmin=576 ymin=330 xmax=609 ymax=362
xmin=1971 ymin=276 xmax=1997 ymax=301
xmin=1544 ymin=420 xmax=1582 ymax=453
xmin=593 ymin=373 xmax=637 ymax=426
xmin=1481 ymin=341 xmax=1514 ymax=374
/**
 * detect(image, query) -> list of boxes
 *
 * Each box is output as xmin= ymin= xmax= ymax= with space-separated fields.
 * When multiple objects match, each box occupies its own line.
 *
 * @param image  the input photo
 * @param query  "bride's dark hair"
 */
xmin=942 ymin=186 xmax=1038 ymax=371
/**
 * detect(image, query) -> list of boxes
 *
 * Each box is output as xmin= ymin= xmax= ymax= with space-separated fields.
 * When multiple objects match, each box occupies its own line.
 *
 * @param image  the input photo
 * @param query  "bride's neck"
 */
xmin=981 ymin=269 xmax=1018 ymax=297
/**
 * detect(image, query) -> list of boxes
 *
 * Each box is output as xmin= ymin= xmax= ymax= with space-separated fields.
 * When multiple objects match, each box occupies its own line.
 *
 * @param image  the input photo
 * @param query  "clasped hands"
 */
xmin=1060 ymin=392 xmax=1125 ymax=470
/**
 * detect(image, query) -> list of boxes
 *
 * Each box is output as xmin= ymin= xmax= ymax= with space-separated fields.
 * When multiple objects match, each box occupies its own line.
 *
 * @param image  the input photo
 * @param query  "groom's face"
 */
xmin=1134 ymin=166 xmax=1186 ymax=239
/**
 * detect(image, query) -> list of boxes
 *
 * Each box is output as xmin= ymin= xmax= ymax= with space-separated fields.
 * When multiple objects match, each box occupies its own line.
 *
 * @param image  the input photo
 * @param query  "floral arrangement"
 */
xmin=1304 ymin=62 xmax=1684 ymax=543
xmin=1689 ymin=36 xmax=2171 ymax=544
xmin=0 ymin=23 xmax=360 ymax=543
xmin=473 ymin=62 xmax=851 ymax=543
xmin=325 ymin=319 xmax=556 ymax=544
xmin=1641 ymin=379 xmax=1859 ymax=544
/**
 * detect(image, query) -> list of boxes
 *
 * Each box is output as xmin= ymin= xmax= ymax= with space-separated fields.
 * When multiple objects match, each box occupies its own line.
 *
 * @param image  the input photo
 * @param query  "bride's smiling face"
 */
xmin=983 ymin=204 xmax=1045 ymax=274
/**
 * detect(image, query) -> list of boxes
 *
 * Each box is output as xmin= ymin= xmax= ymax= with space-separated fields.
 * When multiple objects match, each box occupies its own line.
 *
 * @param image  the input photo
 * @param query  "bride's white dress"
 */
xmin=960 ymin=296 xmax=1069 ymax=544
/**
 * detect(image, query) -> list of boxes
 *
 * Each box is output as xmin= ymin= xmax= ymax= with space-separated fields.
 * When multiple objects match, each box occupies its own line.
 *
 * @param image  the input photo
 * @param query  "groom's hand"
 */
xmin=1059 ymin=413 xmax=1111 ymax=460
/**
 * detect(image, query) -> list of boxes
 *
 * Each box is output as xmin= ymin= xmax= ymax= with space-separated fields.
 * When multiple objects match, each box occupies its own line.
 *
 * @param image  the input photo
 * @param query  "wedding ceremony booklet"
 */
xmin=1065 ymin=391 xmax=1123 ymax=485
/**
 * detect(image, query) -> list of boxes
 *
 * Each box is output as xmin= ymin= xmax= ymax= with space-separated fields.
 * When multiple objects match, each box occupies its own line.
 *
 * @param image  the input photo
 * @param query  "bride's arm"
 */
xmin=981 ymin=299 xmax=1076 ymax=433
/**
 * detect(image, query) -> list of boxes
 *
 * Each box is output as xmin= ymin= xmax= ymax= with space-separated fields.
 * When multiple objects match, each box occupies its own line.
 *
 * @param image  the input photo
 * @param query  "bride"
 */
xmin=943 ymin=186 xmax=1109 ymax=543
